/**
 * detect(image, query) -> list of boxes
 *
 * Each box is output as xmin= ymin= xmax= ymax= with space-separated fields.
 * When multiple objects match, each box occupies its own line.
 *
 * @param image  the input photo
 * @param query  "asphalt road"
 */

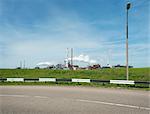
xmin=0 ymin=86 xmax=149 ymax=114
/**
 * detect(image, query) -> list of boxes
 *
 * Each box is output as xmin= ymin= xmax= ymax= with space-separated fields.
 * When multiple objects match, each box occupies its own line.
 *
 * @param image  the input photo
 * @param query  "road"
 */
xmin=0 ymin=86 xmax=149 ymax=114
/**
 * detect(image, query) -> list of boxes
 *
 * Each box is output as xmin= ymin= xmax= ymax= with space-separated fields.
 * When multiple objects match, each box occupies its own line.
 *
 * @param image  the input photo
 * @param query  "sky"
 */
xmin=0 ymin=0 xmax=149 ymax=68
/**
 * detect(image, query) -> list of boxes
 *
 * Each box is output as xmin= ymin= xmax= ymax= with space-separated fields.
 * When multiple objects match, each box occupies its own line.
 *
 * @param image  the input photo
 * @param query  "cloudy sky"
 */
xmin=0 ymin=0 xmax=149 ymax=68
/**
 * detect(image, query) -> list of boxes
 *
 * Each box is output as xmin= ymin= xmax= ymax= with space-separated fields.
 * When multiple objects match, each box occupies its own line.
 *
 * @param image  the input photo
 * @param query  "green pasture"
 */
xmin=0 ymin=68 xmax=149 ymax=81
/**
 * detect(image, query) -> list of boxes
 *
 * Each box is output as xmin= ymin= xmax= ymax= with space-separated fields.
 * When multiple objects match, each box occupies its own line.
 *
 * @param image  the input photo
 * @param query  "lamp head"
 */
xmin=127 ymin=2 xmax=131 ymax=10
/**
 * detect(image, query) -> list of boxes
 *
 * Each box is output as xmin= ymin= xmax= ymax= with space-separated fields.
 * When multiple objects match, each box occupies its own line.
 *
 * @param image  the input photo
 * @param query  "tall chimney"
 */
xmin=23 ymin=60 xmax=25 ymax=69
xmin=71 ymin=48 xmax=73 ymax=69
xmin=20 ymin=61 xmax=22 ymax=69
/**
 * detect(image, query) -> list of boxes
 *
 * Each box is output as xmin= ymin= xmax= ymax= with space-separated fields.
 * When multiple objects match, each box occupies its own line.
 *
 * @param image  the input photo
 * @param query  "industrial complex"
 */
xmin=17 ymin=48 xmax=133 ymax=70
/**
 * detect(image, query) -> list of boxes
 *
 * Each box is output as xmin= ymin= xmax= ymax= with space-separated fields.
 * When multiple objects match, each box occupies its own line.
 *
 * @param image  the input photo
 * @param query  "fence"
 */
xmin=0 ymin=78 xmax=149 ymax=85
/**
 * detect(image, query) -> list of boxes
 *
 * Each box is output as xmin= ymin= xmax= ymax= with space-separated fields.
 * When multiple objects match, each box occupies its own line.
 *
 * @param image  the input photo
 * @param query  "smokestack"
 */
xmin=67 ymin=48 xmax=69 ymax=60
xmin=71 ymin=48 xmax=73 ymax=69
xmin=66 ymin=48 xmax=69 ymax=67
xmin=20 ymin=61 xmax=22 ymax=69
xmin=23 ymin=60 xmax=25 ymax=69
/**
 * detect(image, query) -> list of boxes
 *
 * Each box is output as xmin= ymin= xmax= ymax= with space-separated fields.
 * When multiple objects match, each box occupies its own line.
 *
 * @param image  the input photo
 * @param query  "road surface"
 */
xmin=0 ymin=86 xmax=149 ymax=114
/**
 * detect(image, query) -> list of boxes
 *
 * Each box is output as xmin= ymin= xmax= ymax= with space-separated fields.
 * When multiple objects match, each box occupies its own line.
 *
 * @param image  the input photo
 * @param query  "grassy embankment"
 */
xmin=0 ymin=68 xmax=149 ymax=89
xmin=0 ymin=68 xmax=149 ymax=80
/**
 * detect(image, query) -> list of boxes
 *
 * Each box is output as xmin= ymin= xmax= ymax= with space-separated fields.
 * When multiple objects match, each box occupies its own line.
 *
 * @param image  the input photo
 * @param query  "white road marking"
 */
xmin=34 ymin=96 xmax=49 ymax=99
xmin=0 ymin=94 xmax=48 ymax=99
xmin=77 ymin=99 xmax=150 ymax=111
xmin=0 ymin=94 xmax=29 ymax=98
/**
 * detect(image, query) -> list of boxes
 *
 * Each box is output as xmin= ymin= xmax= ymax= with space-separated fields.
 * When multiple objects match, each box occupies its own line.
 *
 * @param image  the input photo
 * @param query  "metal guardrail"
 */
xmin=134 ymin=81 xmax=150 ymax=84
xmin=0 ymin=78 xmax=6 ymax=81
xmin=56 ymin=78 xmax=72 ymax=82
xmin=0 ymin=78 xmax=149 ymax=85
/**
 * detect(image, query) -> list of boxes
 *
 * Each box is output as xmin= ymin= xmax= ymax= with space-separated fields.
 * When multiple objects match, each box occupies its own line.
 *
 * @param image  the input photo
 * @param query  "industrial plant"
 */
xmin=34 ymin=48 xmax=102 ymax=70
xmin=17 ymin=48 xmax=133 ymax=70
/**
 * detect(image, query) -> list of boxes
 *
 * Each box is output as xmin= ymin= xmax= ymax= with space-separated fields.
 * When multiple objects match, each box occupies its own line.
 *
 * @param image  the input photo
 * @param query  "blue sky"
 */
xmin=0 ymin=0 xmax=149 ymax=68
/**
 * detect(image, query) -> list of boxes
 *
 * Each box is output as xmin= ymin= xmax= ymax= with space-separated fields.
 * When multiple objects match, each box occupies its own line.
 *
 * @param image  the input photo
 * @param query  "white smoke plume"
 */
xmin=36 ymin=62 xmax=54 ymax=66
xmin=67 ymin=54 xmax=97 ymax=64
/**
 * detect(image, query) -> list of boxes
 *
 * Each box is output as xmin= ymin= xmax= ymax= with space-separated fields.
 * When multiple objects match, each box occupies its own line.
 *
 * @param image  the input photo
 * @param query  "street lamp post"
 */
xmin=126 ymin=2 xmax=131 ymax=80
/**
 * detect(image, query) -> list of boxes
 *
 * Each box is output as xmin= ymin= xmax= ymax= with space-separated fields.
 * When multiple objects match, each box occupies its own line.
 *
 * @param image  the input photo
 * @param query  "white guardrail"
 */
xmin=72 ymin=79 xmax=90 ymax=83
xmin=0 ymin=78 xmax=149 ymax=85
xmin=7 ymin=78 xmax=24 ymax=82
xmin=39 ymin=78 xmax=56 ymax=82
xmin=110 ymin=80 xmax=135 ymax=85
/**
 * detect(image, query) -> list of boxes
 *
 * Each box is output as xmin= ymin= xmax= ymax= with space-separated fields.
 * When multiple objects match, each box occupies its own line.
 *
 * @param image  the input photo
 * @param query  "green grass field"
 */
xmin=0 ymin=68 xmax=149 ymax=81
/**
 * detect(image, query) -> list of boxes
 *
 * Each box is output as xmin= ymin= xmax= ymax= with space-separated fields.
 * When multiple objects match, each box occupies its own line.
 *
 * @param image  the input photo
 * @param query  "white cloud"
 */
xmin=36 ymin=62 xmax=54 ymax=66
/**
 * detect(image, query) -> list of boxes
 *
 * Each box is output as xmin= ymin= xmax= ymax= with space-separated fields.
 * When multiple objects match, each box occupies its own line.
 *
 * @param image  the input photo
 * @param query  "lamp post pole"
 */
xmin=126 ymin=2 xmax=131 ymax=80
